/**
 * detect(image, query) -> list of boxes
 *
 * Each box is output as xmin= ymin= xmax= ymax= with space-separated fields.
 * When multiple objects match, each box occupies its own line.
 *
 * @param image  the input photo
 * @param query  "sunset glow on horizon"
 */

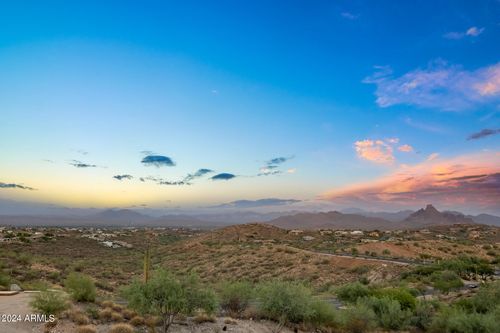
xmin=1 ymin=1 xmax=499 ymax=215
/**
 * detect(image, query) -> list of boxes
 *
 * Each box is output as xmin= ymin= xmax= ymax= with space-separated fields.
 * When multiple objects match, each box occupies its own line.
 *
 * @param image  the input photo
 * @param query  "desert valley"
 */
xmin=0 ymin=205 xmax=499 ymax=333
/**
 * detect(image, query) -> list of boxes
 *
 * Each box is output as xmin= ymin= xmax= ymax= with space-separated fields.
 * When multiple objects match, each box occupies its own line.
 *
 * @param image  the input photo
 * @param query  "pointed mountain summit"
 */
xmin=403 ymin=204 xmax=474 ymax=227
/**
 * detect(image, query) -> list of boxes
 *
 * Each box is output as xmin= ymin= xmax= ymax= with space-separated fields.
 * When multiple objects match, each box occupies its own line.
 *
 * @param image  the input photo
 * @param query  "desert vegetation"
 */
xmin=0 ymin=224 xmax=498 ymax=332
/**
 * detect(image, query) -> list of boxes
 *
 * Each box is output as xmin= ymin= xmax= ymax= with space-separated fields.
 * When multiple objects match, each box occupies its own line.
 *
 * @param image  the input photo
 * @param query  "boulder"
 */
xmin=10 ymin=284 xmax=22 ymax=291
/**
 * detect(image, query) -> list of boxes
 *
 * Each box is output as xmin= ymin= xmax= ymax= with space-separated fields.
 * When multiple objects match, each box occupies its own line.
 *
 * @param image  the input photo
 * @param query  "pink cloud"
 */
xmin=321 ymin=152 xmax=500 ymax=213
xmin=354 ymin=138 xmax=415 ymax=164
xmin=398 ymin=144 xmax=413 ymax=153
xmin=354 ymin=139 xmax=395 ymax=164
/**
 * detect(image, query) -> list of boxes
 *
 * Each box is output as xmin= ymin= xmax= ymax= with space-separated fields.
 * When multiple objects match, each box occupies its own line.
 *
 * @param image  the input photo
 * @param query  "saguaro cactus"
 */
xmin=143 ymin=241 xmax=151 ymax=283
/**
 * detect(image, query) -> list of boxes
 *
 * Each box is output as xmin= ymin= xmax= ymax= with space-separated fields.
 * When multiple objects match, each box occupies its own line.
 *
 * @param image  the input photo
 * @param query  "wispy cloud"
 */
xmin=139 ymin=168 xmax=213 ymax=186
xmin=341 ymin=12 xmax=359 ymax=20
xmin=266 ymin=156 xmax=292 ymax=166
xmin=467 ymin=128 xmax=500 ymax=140
xmin=322 ymin=151 xmax=500 ymax=213
xmin=258 ymin=167 xmax=282 ymax=176
xmin=403 ymin=117 xmax=447 ymax=134
xmin=139 ymin=176 xmax=187 ymax=186
xmin=0 ymin=182 xmax=36 ymax=190
xmin=157 ymin=180 xmax=187 ymax=186
xmin=213 ymin=198 xmax=301 ymax=208
xmin=74 ymin=149 xmax=89 ymax=156
xmin=183 ymin=168 xmax=214 ymax=182
xmin=141 ymin=155 xmax=175 ymax=167
xmin=258 ymin=156 xmax=294 ymax=176
xmin=211 ymin=173 xmax=236 ymax=181
xmin=113 ymin=174 xmax=133 ymax=181
xmin=443 ymin=26 xmax=485 ymax=39
xmin=426 ymin=153 xmax=439 ymax=161
xmin=69 ymin=160 xmax=97 ymax=168
xmin=364 ymin=61 xmax=500 ymax=111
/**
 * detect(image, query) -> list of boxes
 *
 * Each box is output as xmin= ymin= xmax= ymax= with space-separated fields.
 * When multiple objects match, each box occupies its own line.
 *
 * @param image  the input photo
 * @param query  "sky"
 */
xmin=1 ymin=0 xmax=499 ymax=215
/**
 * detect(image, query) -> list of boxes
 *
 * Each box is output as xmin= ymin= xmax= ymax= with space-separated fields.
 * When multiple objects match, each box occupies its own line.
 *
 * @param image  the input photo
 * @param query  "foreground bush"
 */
xmin=410 ymin=300 xmax=439 ymax=330
xmin=455 ymin=280 xmax=500 ymax=313
xmin=372 ymin=287 xmax=416 ymax=310
xmin=336 ymin=282 xmax=371 ymax=304
xmin=339 ymin=303 xmax=377 ymax=333
xmin=431 ymin=270 xmax=463 ymax=293
xmin=0 ymin=272 xmax=10 ymax=288
xmin=108 ymin=323 xmax=134 ymax=333
xmin=360 ymin=296 xmax=411 ymax=330
xmin=219 ymin=281 xmax=254 ymax=316
xmin=308 ymin=298 xmax=338 ymax=328
xmin=64 ymin=272 xmax=96 ymax=302
xmin=430 ymin=308 xmax=496 ymax=333
xmin=123 ymin=269 xmax=217 ymax=333
xmin=76 ymin=325 xmax=97 ymax=333
xmin=257 ymin=280 xmax=315 ymax=326
xmin=30 ymin=290 xmax=68 ymax=316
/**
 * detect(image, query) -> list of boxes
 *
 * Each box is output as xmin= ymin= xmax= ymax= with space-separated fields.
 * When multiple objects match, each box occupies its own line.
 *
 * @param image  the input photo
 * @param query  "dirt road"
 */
xmin=0 ymin=292 xmax=44 ymax=333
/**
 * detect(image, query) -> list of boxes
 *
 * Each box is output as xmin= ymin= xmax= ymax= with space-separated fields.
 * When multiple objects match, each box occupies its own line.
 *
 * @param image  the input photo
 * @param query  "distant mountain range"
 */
xmin=0 ymin=205 xmax=499 ymax=229
xmin=268 ymin=205 xmax=500 ymax=230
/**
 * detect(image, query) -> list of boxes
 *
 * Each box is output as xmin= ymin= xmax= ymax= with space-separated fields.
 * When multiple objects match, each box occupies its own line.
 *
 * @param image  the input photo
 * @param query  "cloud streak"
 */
xmin=322 ymin=151 xmax=500 ymax=213
xmin=113 ymin=174 xmax=133 ymax=181
xmin=183 ymin=168 xmax=214 ymax=182
xmin=467 ymin=128 xmax=500 ymax=140
xmin=141 ymin=155 xmax=175 ymax=167
xmin=364 ymin=61 xmax=500 ymax=111
xmin=0 ymin=182 xmax=36 ymax=190
xmin=213 ymin=198 xmax=301 ymax=208
xmin=211 ymin=173 xmax=236 ymax=181
xmin=69 ymin=160 xmax=97 ymax=168
xmin=443 ymin=26 xmax=485 ymax=39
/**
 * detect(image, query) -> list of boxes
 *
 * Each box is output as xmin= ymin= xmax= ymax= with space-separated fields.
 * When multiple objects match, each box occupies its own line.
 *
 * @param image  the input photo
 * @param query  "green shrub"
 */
xmin=336 ymin=282 xmax=371 ymax=303
xmin=455 ymin=281 xmax=500 ymax=314
xmin=360 ymin=296 xmax=410 ymax=330
xmin=123 ymin=269 xmax=217 ymax=333
xmin=219 ymin=281 xmax=254 ymax=316
xmin=430 ymin=308 xmax=496 ymax=333
xmin=373 ymin=287 xmax=416 ymax=310
xmin=411 ymin=300 xmax=439 ymax=330
xmin=65 ymin=272 xmax=96 ymax=302
xmin=30 ymin=290 xmax=68 ymax=316
xmin=340 ymin=303 xmax=377 ymax=333
xmin=308 ymin=299 xmax=338 ymax=328
xmin=257 ymin=280 xmax=315 ymax=325
xmin=0 ymin=272 xmax=10 ymax=288
xmin=431 ymin=270 xmax=463 ymax=293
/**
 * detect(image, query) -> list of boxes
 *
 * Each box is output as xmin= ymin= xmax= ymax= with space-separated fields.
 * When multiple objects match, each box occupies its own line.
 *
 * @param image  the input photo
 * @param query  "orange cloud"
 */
xmin=354 ymin=139 xmax=395 ymax=164
xmin=322 ymin=152 xmax=500 ymax=213
xmin=354 ymin=138 xmax=414 ymax=164
xmin=398 ymin=144 xmax=413 ymax=152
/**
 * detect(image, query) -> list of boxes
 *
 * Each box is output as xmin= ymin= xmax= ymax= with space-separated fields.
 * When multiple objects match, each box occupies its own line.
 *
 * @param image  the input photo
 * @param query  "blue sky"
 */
xmin=1 ymin=1 xmax=499 ymax=214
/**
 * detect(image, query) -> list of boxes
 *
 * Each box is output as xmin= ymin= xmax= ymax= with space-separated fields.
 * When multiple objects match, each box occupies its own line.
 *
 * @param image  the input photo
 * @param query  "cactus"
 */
xmin=143 ymin=242 xmax=151 ymax=283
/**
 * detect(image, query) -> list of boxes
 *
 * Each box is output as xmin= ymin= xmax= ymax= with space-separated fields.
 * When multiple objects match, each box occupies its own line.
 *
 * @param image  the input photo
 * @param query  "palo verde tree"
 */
xmin=122 ymin=269 xmax=217 ymax=333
